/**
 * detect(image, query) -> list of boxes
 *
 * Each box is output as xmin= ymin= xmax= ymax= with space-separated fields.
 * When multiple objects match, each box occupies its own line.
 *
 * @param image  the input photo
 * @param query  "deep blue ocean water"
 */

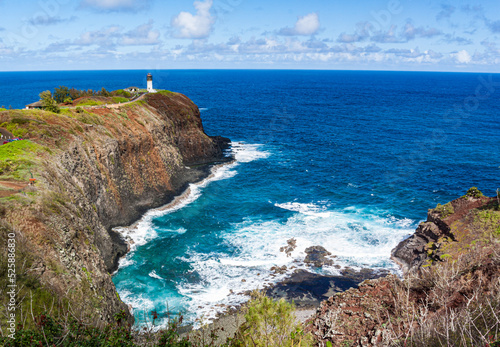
xmin=1 ymin=70 xmax=499 ymax=326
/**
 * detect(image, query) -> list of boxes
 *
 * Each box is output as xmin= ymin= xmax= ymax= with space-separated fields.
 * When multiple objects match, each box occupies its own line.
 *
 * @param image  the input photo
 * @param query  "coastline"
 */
xmin=113 ymin=158 xmax=236 ymax=270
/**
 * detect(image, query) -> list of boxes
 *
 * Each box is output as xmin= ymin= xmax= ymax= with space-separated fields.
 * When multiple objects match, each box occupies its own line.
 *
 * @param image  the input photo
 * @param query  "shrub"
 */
xmin=434 ymin=202 xmax=454 ymax=217
xmin=465 ymin=187 xmax=483 ymax=199
xmin=233 ymin=291 xmax=312 ymax=347
xmin=0 ymin=311 xmax=135 ymax=347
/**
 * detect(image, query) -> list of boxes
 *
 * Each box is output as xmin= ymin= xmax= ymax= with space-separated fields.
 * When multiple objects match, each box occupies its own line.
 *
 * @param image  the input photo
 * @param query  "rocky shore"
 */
xmin=183 ymin=189 xmax=499 ymax=346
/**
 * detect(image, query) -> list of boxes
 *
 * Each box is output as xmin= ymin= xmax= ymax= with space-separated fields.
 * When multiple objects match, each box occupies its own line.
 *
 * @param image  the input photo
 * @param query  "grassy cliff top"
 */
xmin=0 ymin=91 xmax=183 ymax=190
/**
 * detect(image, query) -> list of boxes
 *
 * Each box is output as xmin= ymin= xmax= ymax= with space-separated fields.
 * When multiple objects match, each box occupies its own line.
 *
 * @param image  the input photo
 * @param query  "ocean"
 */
xmin=1 ymin=69 xmax=499 ymax=326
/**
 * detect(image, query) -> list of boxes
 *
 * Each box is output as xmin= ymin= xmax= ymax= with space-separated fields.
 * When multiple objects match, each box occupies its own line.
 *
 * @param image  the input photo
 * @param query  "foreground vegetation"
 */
xmin=0 ymin=291 xmax=312 ymax=347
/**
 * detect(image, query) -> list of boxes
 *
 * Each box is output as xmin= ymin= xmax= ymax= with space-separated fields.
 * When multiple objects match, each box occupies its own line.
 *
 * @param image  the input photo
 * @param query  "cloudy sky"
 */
xmin=0 ymin=0 xmax=499 ymax=71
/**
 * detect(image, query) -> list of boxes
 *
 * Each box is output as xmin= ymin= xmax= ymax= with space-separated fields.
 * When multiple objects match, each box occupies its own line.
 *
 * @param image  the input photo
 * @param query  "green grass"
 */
xmin=476 ymin=209 xmax=500 ymax=236
xmin=1 ymin=118 xmax=33 ymax=137
xmin=76 ymin=99 xmax=104 ymax=107
xmin=156 ymin=90 xmax=175 ymax=96
xmin=0 ymin=140 xmax=43 ymax=180
xmin=112 ymin=89 xmax=132 ymax=98
xmin=0 ymin=107 xmax=6 ymax=111
xmin=112 ymin=96 xmax=129 ymax=103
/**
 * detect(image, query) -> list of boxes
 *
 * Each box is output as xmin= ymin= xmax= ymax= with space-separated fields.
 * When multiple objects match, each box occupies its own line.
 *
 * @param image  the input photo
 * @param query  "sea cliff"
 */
xmin=0 ymin=92 xmax=230 ymax=326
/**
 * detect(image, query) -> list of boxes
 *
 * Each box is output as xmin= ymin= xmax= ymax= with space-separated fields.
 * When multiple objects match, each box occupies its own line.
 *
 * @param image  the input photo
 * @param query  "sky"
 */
xmin=0 ymin=0 xmax=499 ymax=71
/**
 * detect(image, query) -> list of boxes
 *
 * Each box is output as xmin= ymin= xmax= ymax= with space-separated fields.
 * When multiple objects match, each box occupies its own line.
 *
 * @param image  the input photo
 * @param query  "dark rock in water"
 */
xmin=266 ymin=270 xmax=358 ymax=308
xmin=270 ymin=265 xmax=287 ymax=274
xmin=280 ymin=238 xmax=297 ymax=257
xmin=304 ymin=246 xmax=334 ymax=267
xmin=266 ymin=267 xmax=392 ymax=309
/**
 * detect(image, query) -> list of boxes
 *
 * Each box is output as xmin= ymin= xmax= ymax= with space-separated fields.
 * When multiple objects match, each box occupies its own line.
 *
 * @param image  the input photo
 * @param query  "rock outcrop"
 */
xmin=304 ymin=246 xmax=334 ymax=268
xmin=391 ymin=193 xmax=490 ymax=274
xmin=308 ymin=191 xmax=500 ymax=346
xmin=0 ymin=92 xmax=230 ymax=325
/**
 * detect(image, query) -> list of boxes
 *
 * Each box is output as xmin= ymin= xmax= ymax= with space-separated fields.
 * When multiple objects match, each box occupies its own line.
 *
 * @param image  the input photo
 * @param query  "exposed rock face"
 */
xmin=1 ymin=92 xmax=230 ymax=325
xmin=391 ymin=195 xmax=489 ymax=274
xmin=308 ymin=277 xmax=399 ymax=346
xmin=304 ymin=245 xmax=334 ymax=267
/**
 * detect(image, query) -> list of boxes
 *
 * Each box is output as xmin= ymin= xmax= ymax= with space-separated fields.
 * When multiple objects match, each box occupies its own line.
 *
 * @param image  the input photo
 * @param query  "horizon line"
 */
xmin=1 ymin=68 xmax=500 ymax=74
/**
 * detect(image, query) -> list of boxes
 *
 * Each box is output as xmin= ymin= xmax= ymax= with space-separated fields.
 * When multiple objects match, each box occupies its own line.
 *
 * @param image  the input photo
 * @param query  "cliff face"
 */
xmin=391 ymin=194 xmax=491 ymax=274
xmin=0 ymin=92 xmax=230 ymax=325
xmin=308 ymin=191 xmax=500 ymax=346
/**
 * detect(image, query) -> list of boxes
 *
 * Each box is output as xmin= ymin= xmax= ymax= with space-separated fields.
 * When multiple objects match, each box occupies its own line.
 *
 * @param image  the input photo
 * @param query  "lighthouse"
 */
xmin=146 ymin=73 xmax=156 ymax=93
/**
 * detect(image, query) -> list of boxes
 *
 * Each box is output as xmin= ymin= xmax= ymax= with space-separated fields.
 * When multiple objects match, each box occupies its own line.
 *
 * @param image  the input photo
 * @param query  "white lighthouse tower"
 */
xmin=146 ymin=73 xmax=156 ymax=93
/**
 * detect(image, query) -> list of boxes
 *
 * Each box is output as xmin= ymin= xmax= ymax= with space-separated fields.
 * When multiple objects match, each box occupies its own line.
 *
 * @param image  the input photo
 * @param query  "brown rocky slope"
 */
xmin=308 ymin=189 xmax=500 ymax=346
xmin=0 ymin=92 xmax=230 ymax=327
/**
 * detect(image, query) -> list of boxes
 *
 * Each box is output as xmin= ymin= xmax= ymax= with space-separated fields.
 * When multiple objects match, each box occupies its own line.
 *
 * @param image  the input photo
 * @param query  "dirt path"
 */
xmin=67 ymin=93 xmax=147 ymax=110
xmin=0 ymin=128 xmax=14 ymax=138
xmin=105 ymin=94 xmax=146 ymax=109
xmin=0 ymin=180 xmax=28 ymax=197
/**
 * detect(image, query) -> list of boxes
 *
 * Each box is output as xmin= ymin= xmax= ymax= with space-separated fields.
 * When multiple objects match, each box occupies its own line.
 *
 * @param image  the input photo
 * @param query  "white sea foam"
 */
xmin=231 ymin=142 xmax=271 ymax=163
xmin=119 ymin=289 xmax=155 ymax=315
xmin=199 ymin=108 xmax=208 ymax=112
xmin=275 ymin=202 xmax=331 ymax=218
xmin=176 ymin=202 xmax=416 ymax=325
xmin=149 ymin=270 xmax=163 ymax=280
xmin=115 ymin=142 xmax=415 ymax=327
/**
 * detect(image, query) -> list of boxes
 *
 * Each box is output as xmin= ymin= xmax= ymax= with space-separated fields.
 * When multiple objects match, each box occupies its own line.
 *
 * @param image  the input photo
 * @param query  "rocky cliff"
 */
xmin=308 ymin=189 xmax=500 ymax=346
xmin=0 ymin=92 xmax=230 ymax=326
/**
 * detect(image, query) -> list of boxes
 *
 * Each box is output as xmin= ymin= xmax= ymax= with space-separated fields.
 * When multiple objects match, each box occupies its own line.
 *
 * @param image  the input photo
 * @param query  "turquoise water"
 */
xmin=1 ymin=70 xmax=499 ymax=326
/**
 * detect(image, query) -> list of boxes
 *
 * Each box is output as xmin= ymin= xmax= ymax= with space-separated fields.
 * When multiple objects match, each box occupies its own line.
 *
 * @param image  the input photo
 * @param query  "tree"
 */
xmin=100 ymin=87 xmax=111 ymax=97
xmin=69 ymin=88 xmax=81 ymax=100
xmin=53 ymin=86 xmax=70 ymax=103
xmin=39 ymin=90 xmax=60 ymax=113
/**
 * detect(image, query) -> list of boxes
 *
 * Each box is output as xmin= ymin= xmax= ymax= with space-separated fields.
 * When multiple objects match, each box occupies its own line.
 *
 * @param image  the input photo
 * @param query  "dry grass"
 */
xmin=377 ymin=236 xmax=500 ymax=347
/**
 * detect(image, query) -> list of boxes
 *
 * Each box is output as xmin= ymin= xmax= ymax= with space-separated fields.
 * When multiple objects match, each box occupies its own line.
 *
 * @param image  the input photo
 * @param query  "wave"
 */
xmin=113 ymin=142 xmax=271 ymax=270
xmin=275 ymin=201 xmax=331 ymax=218
xmin=176 ymin=202 xmax=416 ymax=325
xmin=231 ymin=142 xmax=271 ymax=163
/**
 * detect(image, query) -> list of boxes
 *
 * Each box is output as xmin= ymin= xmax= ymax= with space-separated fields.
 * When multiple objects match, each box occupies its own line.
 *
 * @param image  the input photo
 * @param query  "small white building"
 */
xmin=147 ymin=73 xmax=156 ymax=93
xmin=124 ymin=86 xmax=139 ymax=93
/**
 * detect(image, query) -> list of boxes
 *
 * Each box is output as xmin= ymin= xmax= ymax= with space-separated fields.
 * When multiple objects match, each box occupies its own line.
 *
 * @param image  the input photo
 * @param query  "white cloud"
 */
xmin=171 ymin=0 xmax=214 ymax=39
xmin=76 ymin=26 xmax=122 ymax=46
xmin=452 ymin=49 xmax=472 ymax=64
xmin=122 ymin=20 xmax=160 ymax=45
xmin=279 ymin=13 xmax=320 ymax=36
xmin=80 ymin=0 xmax=149 ymax=11
xmin=294 ymin=13 xmax=320 ymax=35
